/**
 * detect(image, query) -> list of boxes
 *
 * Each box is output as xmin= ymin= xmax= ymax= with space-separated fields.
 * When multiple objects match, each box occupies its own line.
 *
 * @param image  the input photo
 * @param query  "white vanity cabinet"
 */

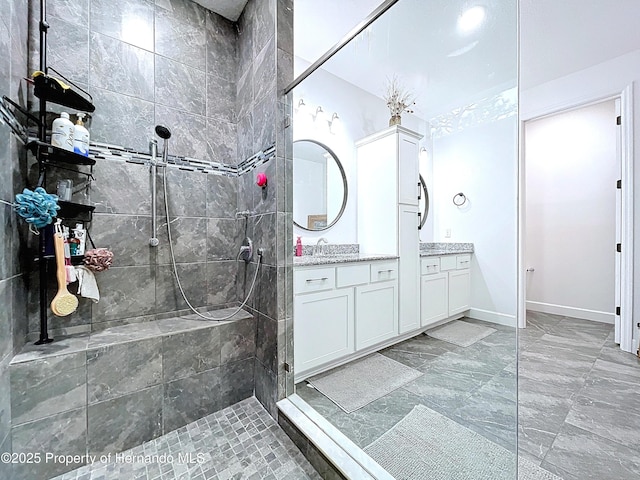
xmin=294 ymin=259 xmax=398 ymax=381
xmin=420 ymin=254 xmax=471 ymax=327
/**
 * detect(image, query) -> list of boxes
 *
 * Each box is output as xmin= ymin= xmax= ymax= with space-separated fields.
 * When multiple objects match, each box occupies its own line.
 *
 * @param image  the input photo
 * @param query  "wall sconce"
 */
xmin=329 ymin=113 xmax=341 ymax=134
xmin=314 ymin=106 xmax=327 ymax=124
xmin=296 ymin=98 xmax=309 ymax=116
xmin=419 ymin=147 xmax=429 ymax=161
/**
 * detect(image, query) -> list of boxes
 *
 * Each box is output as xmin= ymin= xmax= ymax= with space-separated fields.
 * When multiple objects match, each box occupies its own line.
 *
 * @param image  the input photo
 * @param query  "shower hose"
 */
xmin=162 ymin=170 xmax=261 ymax=321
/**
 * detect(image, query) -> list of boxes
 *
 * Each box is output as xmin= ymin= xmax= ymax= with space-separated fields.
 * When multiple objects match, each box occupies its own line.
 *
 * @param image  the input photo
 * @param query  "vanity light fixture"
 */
xmin=458 ymin=5 xmax=486 ymax=34
xmin=419 ymin=147 xmax=429 ymax=160
xmin=296 ymin=98 xmax=309 ymax=116
xmin=314 ymin=106 xmax=328 ymax=124
xmin=329 ymin=113 xmax=341 ymax=134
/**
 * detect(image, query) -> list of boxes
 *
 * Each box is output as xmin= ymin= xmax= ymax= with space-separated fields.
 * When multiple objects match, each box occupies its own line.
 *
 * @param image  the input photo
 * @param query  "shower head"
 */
xmin=155 ymin=125 xmax=171 ymax=140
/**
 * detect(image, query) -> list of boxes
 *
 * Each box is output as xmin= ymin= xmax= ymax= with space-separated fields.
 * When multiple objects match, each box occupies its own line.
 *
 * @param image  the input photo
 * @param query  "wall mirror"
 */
xmin=419 ymin=174 xmax=429 ymax=229
xmin=293 ymin=139 xmax=348 ymax=231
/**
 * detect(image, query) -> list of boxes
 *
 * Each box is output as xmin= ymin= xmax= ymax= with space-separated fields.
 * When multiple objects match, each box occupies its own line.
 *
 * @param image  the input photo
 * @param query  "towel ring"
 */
xmin=453 ymin=192 xmax=467 ymax=207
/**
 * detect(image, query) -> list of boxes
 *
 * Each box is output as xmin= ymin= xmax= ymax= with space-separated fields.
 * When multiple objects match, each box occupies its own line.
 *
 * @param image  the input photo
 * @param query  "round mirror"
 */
xmin=293 ymin=139 xmax=348 ymax=231
xmin=419 ymin=174 xmax=429 ymax=229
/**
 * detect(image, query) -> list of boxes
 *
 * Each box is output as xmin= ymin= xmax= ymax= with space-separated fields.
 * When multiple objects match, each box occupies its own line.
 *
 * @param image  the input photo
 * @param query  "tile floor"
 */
xmin=52 ymin=397 xmax=320 ymax=480
xmin=298 ymin=313 xmax=640 ymax=479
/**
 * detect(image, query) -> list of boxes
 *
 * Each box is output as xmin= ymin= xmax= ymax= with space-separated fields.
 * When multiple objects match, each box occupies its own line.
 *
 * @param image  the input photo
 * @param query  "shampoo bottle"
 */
xmin=51 ymin=112 xmax=75 ymax=152
xmin=295 ymin=236 xmax=302 ymax=256
xmin=72 ymin=223 xmax=86 ymax=255
xmin=73 ymin=113 xmax=90 ymax=156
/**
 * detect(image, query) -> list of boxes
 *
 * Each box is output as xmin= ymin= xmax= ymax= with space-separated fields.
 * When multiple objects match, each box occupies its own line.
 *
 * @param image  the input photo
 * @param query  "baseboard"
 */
xmin=467 ymin=308 xmax=517 ymax=327
xmin=526 ymin=301 xmax=614 ymax=324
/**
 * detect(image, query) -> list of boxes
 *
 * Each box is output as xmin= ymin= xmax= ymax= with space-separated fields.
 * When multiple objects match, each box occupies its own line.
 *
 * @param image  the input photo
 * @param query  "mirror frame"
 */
xmin=293 ymin=139 xmax=348 ymax=231
xmin=419 ymin=174 xmax=429 ymax=229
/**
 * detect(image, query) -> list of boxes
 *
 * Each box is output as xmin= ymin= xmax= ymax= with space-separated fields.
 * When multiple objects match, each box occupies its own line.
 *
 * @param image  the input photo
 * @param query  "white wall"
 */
xmin=520 ymin=48 xmax=640 ymax=337
xmin=432 ymin=117 xmax=518 ymax=321
xmin=525 ymin=100 xmax=617 ymax=322
xmin=292 ymin=59 xmax=424 ymax=245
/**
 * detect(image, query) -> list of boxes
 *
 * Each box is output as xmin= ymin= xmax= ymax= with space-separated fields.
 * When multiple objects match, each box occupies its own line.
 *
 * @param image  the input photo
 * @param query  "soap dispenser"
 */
xmin=295 ymin=236 xmax=302 ymax=256
xmin=73 ymin=113 xmax=90 ymax=156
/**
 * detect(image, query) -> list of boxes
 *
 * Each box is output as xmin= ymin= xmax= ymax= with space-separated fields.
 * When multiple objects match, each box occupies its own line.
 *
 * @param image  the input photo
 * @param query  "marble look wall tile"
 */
xmin=236 ymin=167 xmax=253 ymax=213
xmin=87 ymin=385 xmax=163 ymax=456
xmin=155 ymin=56 xmax=206 ymax=116
xmin=156 ymin=217 xmax=208 ymax=264
xmin=277 ymin=265 xmax=292 ymax=320
xmin=0 ymin=431 xmax=11 ymax=480
xmin=253 ymin=38 xmax=276 ymax=104
xmin=89 ymin=31 xmax=154 ymax=101
xmin=0 ymin=354 xmax=10 ymax=448
xmin=219 ymin=358 xmax=254 ymax=409
xmin=250 ymin=0 xmax=275 ymax=59
xmin=92 ymin=160 xmax=152 ymax=215
xmin=155 ymin=263 xmax=207 ymax=313
xmin=156 ymin=0 xmax=206 ymax=28
xmin=90 ymin=214 xmax=154 ymax=267
xmin=163 ymin=368 xmax=221 ymax=432
xmin=206 ymin=174 xmax=237 ymax=218
xmin=236 ymin=66 xmax=252 ymax=123
xmin=91 ymin=87 xmax=155 ymax=152
xmin=256 ymin=314 xmax=277 ymax=372
xmin=206 ymin=261 xmax=239 ymax=306
xmin=237 ymin=111 xmax=254 ymax=165
xmin=11 ymin=407 xmax=87 ymax=480
xmin=48 ymin=0 xmax=89 ymax=28
xmin=45 ymin=17 xmax=89 ymax=85
xmin=252 ymin=159 xmax=277 ymax=215
xmin=10 ymin=351 xmax=86 ymax=425
xmin=87 ymin=338 xmax=162 ymax=403
xmin=155 ymin=7 xmax=206 ymax=69
xmin=276 ymin=0 xmax=293 ymax=55
xmin=236 ymin=5 xmax=254 ymax=80
xmin=207 ymin=218 xmax=242 ymax=261
xmin=255 ymin=264 xmax=278 ymax=321
xmin=207 ymin=73 xmax=235 ymax=122
xmin=252 ymin=213 xmax=277 ymax=266
xmin=253 ymin=92 xmax=277 ymax=155
xmin=0 ymin=280 xmax=11 ymax=361
xmin=158 ymin=167 xmax=207 ymax=218
xmin=205 ymin=10 xmax=236 ymax=78
xmin=91 ymin=0 xmax=154 ymax=51
xmin=277 ymin=47 xmax=294 ymax=93
xmin=206 ymin=118 xmax=237 ymax=165
xmin=220 ymin=317 xmax=256 ymax=364
xmin=91 ymin=314 xmax=155 ymax=332
xmin=254 ymin=358 xmax=278 ymax=418
xmin=154 ymin=105 xmax=209 ymax=161
xmin=91 ymin=265 xmax=156 ymax=321
xmin=276 ymin=211 xmax=293 ymax=267
xmin=162 ymin=327 xmax=221 ymax=382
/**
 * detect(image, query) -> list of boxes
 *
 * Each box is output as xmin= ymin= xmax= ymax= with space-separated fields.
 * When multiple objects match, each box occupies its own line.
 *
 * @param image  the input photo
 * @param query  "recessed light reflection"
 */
xmin=458 ymin=6 xmax=486 ymax=34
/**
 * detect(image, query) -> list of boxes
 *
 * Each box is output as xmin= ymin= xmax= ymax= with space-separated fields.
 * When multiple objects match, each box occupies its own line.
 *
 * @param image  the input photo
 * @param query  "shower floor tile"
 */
xmin=52 ymin=397 xmax=320 ymax=480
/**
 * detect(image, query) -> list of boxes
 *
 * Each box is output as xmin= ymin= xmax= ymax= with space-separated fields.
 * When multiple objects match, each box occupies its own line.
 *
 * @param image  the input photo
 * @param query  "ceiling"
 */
xmin=193 ymin=0 xmax=249 ymax=21
xmin=294 ymin=0 xmax=640 ymax=115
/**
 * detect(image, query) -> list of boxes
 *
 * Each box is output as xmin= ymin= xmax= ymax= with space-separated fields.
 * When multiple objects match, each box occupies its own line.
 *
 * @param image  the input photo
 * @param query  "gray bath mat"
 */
xmin=307 ymin=353 xmax=422 ymax=413
xmin=427 ymin=320 xmax=496 ymax=347
xmin=364 ymin=404 xmax=560 ymax=480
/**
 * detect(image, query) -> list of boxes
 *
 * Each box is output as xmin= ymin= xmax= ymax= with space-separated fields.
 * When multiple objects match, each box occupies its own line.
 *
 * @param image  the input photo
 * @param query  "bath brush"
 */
xmin=50 ymin=232 xmax=78 ymax=316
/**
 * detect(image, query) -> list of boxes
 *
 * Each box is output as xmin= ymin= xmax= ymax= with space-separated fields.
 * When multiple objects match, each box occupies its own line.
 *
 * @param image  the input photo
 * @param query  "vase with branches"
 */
xmin=383 ymin=76 xmax=415 ymax=126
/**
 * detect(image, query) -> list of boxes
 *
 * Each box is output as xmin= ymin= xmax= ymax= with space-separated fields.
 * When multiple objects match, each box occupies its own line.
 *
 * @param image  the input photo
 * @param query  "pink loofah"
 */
xmin=83 ymin=248 xmax=114 ymax=272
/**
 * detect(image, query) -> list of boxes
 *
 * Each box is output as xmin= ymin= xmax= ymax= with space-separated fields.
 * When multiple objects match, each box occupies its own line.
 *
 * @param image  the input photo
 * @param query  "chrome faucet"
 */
xmin=314 ymin=237 xmax=329 ymax=256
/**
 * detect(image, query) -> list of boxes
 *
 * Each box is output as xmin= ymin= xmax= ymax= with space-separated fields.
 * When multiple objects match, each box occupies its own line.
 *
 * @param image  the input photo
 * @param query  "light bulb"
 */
xmin=458 ymin=6 xmax=486 ymax=34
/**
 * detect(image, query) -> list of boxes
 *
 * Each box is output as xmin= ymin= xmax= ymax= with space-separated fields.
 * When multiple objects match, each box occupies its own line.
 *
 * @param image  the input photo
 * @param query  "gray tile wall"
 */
xmin=0 ymin=0 xmax=29 ymax=478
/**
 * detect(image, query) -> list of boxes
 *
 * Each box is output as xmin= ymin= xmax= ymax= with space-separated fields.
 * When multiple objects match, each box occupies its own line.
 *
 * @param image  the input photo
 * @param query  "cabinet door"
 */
xmin=398 ymin=136 xmax=419 ymax=206
xmin=448 ymin=269 xmax=470 ymax=316
xmin=355 ymin=281 xmax=398 ymax=350
xmin=399 ymin=205 xmax=419 ymax=333
xmin=421 ymin=272 xmax=448 ymax=327
xmin=294 ymin=288 xmax=354 ymax=376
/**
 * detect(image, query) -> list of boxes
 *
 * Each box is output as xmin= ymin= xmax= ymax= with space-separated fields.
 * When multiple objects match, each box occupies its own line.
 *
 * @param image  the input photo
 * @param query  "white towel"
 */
xmin=75 ymin=266 xmax=100 ymax=303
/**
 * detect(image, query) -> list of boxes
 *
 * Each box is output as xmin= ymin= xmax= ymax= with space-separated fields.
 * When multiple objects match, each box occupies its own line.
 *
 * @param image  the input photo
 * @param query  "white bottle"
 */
xmin=73 ymin=113 xmax=90 ymax=157
xmin=73 ymin=223 xmax=86 ymax=255
xmin=51 ymin=112 xmax=75 ymax=152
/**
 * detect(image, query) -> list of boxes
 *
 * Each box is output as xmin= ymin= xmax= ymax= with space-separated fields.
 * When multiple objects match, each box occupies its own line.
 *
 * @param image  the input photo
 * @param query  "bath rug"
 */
xmin=306 ymin=353 xmax=422 ymax=413
xmin=364 ymin=404 xmax=561 ymax=480
xmin=426 ymin=320 xmax=496 ymax=347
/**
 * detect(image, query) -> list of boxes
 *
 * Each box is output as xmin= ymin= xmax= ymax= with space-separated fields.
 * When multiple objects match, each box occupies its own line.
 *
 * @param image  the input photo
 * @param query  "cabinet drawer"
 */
xmin=294 ymin=267 xmax=335 ymax=294
xmin=421 ymin=257 xmax=440 ymax=275
xmin=440 ymin=255 xmax=457 ymax=271
xmin=336 ymin=264 xmax=370 ymax=288
xmin=457 ymin=254 xmax=471 ymax=269
xmin=370 ymin=261 xmax=398 ymax=283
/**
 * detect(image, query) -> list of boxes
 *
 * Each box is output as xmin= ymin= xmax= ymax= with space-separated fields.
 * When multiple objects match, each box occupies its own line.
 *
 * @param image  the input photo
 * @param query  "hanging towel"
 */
xmin=75 ymin=266 xmax=100 ymax=303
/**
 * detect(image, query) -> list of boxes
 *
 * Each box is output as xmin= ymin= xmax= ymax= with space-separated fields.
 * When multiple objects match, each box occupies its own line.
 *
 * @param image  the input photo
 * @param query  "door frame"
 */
xmin=517 ymin=83 xmax=635 ymax=353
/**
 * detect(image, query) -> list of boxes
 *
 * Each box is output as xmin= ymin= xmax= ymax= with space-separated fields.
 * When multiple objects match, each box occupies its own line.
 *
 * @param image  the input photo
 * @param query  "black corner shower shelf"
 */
xmin=27 ymin=140 xmax=96 ymax=166
xmin=57 ymin=200 xmax=95 ymax=221
xmin=34 ymin=254 xmax=85 ymax=266
xmin=33 ymin=73 xmax=95 ymax=113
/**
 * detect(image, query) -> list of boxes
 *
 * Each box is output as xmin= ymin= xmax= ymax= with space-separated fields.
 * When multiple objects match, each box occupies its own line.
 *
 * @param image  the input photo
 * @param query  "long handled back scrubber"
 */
xmin=51 ymin=227 xmax=79 ymax=316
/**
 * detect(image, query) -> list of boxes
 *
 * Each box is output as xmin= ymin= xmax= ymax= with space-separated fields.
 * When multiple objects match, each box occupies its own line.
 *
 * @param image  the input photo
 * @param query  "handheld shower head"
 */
xmin=155 ymin=125 xmax=171 ymax=140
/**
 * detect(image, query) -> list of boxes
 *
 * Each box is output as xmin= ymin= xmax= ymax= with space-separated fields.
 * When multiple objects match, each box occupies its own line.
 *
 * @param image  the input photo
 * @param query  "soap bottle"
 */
xmin=51 ymin=112 xmax=75 ymax=152
xmin=68 ymin=232 xmax=80 ymax=256
xmin=73 ymin=113 xmax=90 ymax=156
xmin=295 ymin=236 xmax=302 ymax=256
xmin=72 ymin=223 xmax=86 ymax=255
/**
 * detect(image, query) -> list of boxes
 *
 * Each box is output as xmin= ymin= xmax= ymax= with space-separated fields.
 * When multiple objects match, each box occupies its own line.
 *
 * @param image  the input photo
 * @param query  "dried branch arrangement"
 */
xmin=383 ymin=76 xmax=416 ymax=117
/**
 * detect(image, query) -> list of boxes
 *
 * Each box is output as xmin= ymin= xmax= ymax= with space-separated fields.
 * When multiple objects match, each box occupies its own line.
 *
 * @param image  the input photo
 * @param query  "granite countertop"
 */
xmin=419 ymin=242 xmax=474 ymax=257
xmin=293 ymin=253 xmax=398 ymax=266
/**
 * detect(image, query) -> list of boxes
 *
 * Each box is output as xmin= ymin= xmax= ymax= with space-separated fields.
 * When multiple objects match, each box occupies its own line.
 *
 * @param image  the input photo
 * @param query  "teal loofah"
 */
xmin=14 ymin=187 xmax=60 ymax=229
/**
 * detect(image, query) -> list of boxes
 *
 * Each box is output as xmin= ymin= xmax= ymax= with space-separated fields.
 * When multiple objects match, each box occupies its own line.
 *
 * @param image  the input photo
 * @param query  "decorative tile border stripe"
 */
xmin=88 ymin=141 xmax=276 ymax=177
